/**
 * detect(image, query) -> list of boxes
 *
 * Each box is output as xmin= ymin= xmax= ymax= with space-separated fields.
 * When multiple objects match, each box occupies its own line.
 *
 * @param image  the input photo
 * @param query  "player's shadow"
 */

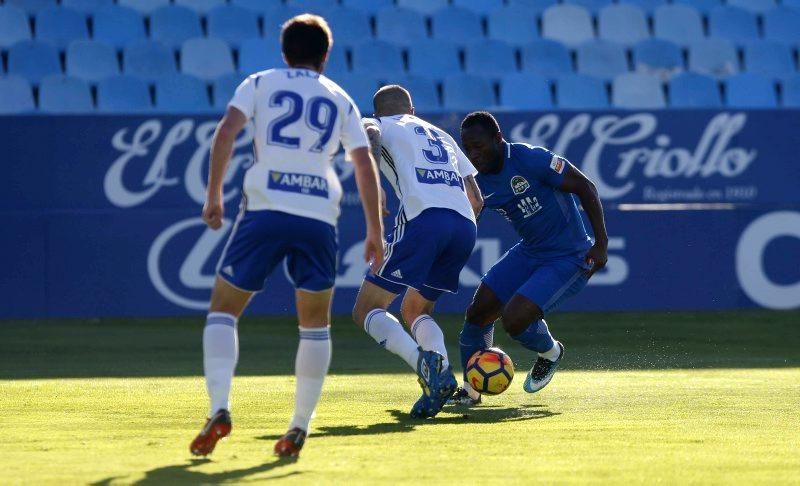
xmin=256 ymin=405 xmax=559 ymax=441
xmin=92 ymin=457 xmax=301 ymax=485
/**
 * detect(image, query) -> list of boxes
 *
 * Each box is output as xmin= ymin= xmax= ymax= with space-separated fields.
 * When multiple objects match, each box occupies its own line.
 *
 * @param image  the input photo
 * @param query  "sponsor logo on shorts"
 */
xmin=550 ymin=156 xmax=566 ymax=174
xmin=268 ymin=171 xmax=329 ymax=198
xmin=415 ymin=168 xmax=464 ymax=188
xmin=511 ymin=175 xmax=530 ymax=195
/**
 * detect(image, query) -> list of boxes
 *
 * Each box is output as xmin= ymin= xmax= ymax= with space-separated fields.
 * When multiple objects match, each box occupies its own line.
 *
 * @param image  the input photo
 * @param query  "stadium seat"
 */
xmin=181 ymin=38 xmax=235 ymax=81
xmin=452 ymin=0 xmax=505 ymax=16
xmin=499 ymin=73 xmax=553 ymax=109
xmin=332 ymin=73 xmax=381 ymax=113
xmin=96 ymin=75 xmax=151 ymax=112
xmin=763 ymin=7 xmax=800 ymax=45
xmin=351 ymin=41 xmax=405 ymax=78
xmin=633 ymin=39 xmax=684 ymax=78
xmin=207 ymin=5 xmax=260 ymax=49
xmin=708 ymin=7 xmax=759 ymax=45
xmin=744 ymin=41 xmax=796 ymax=79
xmin=507 ymin=0 xmax=558 ymax=14
xmin=688 ymin=39 xmax=739 ymax=77
xmin=672 ymin=0 xmax=722 ymax=13
xmin=727 ymin=0 xmax=776 ymax=13
xmin=35 ymin=6 xmax=89 ymax=49
xmin=390 ymin=76 xmax=441 ymax=112
xmin=612 ymin=72 xmax=666 ymax=108
xmin=261 ymin=6 xmax=303 ymax=37
xmin=487 ymin=7 xmax=539 ymax=46
xmin=62 ymin=0 xmax=113 ymax=15
xmin=521 ymin=40 xmax=573 ymax=79
xmin=238 ymin=38 xmax=284 ymax=74
xmin=324 ymin=47 xmax=350 ymax=78
xmin=542 ymin=5 xmax=594 ymax=47
xmin=564 ymin=0 xmax=613 ymax=13
xmin=376 ymin=7 xmax=427 ymax=47
xmin=464 ymin=41 xmax=518 ymax=80
xmin=0 ymin=6 xmax=31 ymax=48
xmin=38 ymin=75 xmax=94 ymax=113
xmin=725 ymin=73 xmax=777 ymax=107
xmin=341 ymin=0 xmax=394 ymax=15
xmin=397 ymin=0 xmax=449 ymax=15
xmin=286 ymin=0 xmax=338 ymax=13
xmin=150 ymin=5 xmax=203 ymax=51
xmin=92 ymin=6 xmax=146 ymax=49
xmin=66 ymin=40 xmax=119 ymax=82
xmin=442 ymin=74 xmax=496 ymax=111
xmin=325 ymin=8 xmax=372 ymax=48
xmin=231 ymin=0 xmax=275 ymax=15
xmin=669 ymin=72 xmax=722 ymax=107
xmin=212 ymin=73 xmax=242 ymax=109
xmin=598 ymin=4 xmax=649 ymax=47
xmin=618 ymin=0 xmax=663 ymax=13
xmin=123 ymin=40 xmax=177 ymax=82
xmin=653 ymin=5 xmax=705 ymax=47
xmin=117 ymin=0 xmax=169 ymax=14
xmin=155 ymin=74 xmax=211 ymax=113
xmin=576 ymin=41 xmax=629 ymax=80
xmin=408 ymin=40 xmax=461 ymax=81
xmin=556 ymin=74 xmax=609 ymax=108
xmin=4 ymin=0 xmax=56 ymax=15
xmin=431 ymin=8 xmax=485 ymax=46
xmin=781 ymin=75 xmax=800 ymax=107
xmin=174 ymin=0 xmax=225 ymax=15
xmin=7 ymin=41 xmax=61 ymax=84
xmin=0 ymin=76 xmax=35 ymax=114
xmin=783 ymin=0 xmax=800 ymax=10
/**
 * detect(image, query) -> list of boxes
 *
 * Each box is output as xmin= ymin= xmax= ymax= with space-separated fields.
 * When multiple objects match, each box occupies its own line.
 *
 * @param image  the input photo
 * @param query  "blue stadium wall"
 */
xmin=2 ymin=109 xmax=799 ymax=318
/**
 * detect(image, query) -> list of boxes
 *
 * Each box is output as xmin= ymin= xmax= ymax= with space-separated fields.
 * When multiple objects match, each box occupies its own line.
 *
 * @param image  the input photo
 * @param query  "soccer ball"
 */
xmin=466 ymin=347 xmax=514 ymax=395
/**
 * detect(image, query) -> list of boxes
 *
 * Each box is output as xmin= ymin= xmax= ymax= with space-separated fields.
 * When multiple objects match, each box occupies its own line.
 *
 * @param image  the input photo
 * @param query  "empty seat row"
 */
xmin=3 ymin=71 xmax=799 ymax=115
xmin=0 ymin=73 xmax=238 ymax=113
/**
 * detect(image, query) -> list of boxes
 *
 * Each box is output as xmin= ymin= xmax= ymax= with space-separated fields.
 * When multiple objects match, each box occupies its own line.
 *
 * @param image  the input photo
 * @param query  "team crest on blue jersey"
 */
xmin=415 ymin=168 xmax=464 ymax=189
xmin=510 ymin=175 xmax=530 ymax=195
xmin=268 ymin=171 xmax=329 ymax=198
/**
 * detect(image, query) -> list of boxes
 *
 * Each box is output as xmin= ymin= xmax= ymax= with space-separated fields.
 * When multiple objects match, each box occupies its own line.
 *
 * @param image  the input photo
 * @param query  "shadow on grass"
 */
xmin=91 ymin=458 xmax=301 ymax=485
xmin=257 ymin=405 xmax=559 ymax=441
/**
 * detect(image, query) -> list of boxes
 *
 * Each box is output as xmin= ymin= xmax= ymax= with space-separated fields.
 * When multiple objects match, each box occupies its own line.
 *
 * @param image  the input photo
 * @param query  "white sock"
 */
xmin=364 ymin=309 xmax=420 ymax=370
xmin=411 ymin=314 xmax=449 ymax=368
xmin=203 ymin=312 xmax=239 ymax=414
xmin=462 ymin=380 xmax=481 ymax=399
xmin=290 ymin=326 xmax=332 ymax=432
xmin=539 ymin=341 xmax=561 ymax=361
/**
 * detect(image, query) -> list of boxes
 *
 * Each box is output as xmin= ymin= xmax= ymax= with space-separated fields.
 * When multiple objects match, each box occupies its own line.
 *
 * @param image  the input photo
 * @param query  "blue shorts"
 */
xmin=482 ymin=242 xmax=590 ymax=315
xmin=218 ymin=210 xmax=337 ymax=292
xmin=366 ymin=208 xmax=476 ymax=301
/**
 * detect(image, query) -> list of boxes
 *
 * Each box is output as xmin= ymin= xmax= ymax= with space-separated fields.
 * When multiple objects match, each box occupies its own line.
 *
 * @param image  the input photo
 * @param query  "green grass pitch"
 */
xmin=2 ymin=311 xmax=799 ymax=484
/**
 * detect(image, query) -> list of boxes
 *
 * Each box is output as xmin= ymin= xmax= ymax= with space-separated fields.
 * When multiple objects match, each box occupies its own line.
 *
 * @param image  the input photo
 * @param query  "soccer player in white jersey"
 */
xmin=352 ymin=85 xmax=484 ymax=418
xmin=190 ymin=14 xmax=384 ymax=458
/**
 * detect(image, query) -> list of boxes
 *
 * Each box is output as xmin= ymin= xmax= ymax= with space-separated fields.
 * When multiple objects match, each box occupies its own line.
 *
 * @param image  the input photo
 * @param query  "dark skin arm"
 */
xmin=558 ymin=163 xmax=608 ymax=278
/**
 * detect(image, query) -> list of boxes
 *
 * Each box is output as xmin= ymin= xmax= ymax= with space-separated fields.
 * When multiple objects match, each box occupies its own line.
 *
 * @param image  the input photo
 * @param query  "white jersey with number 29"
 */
xmin=228 ymin=68 xmax=369 ymax=226
xmin=370 ymin=114 xmax=477 ymax=224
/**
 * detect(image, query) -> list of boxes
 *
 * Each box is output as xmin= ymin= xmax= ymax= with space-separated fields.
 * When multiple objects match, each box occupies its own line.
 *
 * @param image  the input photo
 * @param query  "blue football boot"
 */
xmin=523 ymin=341 xmax=565 ymax=393
xmin=411 ymin=354 xmax=458 ymax=418
xmin=410 ymin=349 xmax=443 ymax=418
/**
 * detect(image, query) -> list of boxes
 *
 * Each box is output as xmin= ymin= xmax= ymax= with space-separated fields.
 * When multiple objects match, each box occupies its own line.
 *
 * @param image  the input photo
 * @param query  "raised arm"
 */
xmin=558 ymin=163 xmax=608 ymax=277
xmin=349 ymin=146 xmax=385 ymax=273
xmin=203 ymin=106 xmax=248 ymax=230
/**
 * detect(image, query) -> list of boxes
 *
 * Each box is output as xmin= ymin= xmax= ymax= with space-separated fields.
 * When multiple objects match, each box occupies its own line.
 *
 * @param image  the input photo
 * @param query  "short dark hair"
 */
xmin=281 ymin=14 xmax=332 ymax=70
xmin=373 ymin=84 xmax=412 ymax=116
xmin=461 ymin=111 xmax=501 ymax=135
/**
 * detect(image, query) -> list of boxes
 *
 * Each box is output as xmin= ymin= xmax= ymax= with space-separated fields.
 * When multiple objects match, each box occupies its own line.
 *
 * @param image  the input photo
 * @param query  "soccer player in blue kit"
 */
xmin=451 ymin=111 xmax=609 ymax=405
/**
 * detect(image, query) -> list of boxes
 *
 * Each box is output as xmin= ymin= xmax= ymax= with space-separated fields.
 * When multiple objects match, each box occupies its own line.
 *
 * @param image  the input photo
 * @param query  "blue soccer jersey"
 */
xmin=477 ymin=143 xmax=592 ymax=258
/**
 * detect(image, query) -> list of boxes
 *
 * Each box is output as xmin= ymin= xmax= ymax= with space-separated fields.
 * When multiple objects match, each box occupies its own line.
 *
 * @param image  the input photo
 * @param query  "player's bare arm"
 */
xmin=203 ymin=106 xmax=247 ymax=230
xmin=463 ymin=174 xmax=484 ymax=217
xmin=350 ymin=146 xmax=385 ymax=272
xmin=362 ymin=122 xmax=390 ymax=217
xmin=558 ymin=163 xmax=609 ymax=277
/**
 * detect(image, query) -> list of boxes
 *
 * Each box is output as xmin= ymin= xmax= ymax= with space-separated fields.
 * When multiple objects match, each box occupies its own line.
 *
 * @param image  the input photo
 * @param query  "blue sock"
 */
xmin=511 ymin=319 xmax=555 ymax=353
xmin=459 ymin=321 xmax=494 ymax=380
